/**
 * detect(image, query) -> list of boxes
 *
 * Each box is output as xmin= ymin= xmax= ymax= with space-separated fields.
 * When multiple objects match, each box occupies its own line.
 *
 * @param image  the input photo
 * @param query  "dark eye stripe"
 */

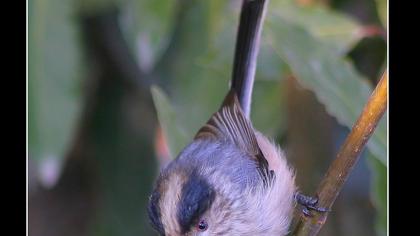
xmin=177 ymin=171 xmax=215 ymax=234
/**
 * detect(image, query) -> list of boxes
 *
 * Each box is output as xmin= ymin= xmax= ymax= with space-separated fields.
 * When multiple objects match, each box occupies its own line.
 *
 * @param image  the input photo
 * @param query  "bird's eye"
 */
xmin=197 ymin=219 xmax=208 ymax=232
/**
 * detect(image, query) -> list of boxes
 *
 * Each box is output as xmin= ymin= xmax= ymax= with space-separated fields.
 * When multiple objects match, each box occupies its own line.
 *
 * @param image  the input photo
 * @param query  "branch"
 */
xmin=293 ymin=70 xmax=388 ymax=236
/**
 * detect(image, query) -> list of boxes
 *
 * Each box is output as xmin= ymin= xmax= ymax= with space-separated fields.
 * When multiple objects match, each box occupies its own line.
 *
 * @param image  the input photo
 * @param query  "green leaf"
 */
xmin=151 ymin=86 xmax=189 ymax=159
xmin=197 ymin=7 xmax=290 ymax=82
xmin=120 ymin=0 xmax=176 ymax=72
xmin=252 ymin=80 xmax=287 ymax=138
xmin=152 ymin=1 xmax=233 ymax=140
xmin=375 ymin=0 xmax=387 ymax=29
xmin=266 ymin=16 xmax=387 ymax=164
xmin=29 ymin=0 xmax=84 ymax=182
xmin=368 ymin=152 xmax=387 ymax=236
xmin=269 ymin=0 xmax=363 ymax=55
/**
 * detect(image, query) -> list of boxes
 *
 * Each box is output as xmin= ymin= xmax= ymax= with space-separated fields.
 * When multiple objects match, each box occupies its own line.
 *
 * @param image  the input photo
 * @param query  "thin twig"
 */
xmin=293 ymin=70 xmax=388 ymax=236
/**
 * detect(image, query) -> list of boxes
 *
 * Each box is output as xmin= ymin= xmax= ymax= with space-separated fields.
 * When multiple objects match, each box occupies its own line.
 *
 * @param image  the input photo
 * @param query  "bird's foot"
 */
xmin=294 ymin=192 xmax=329 ymax=217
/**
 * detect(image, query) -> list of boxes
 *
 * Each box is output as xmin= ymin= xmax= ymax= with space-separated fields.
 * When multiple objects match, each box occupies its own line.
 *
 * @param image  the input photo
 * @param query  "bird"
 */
xmin=148 ymin=88 xmax=296 ymax=235
xmin=147 ymin=0 xmax=325 ymax=235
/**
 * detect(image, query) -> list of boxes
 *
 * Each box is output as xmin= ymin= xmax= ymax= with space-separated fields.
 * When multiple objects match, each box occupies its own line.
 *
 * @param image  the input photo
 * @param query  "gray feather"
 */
xmin=194 ymin=90 xmax=272 ymax=184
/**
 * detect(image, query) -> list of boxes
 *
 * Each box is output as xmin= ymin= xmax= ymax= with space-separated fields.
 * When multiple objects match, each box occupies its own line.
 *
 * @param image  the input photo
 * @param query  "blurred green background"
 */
xmin=28 ymin=0 xmax=387 ymax=235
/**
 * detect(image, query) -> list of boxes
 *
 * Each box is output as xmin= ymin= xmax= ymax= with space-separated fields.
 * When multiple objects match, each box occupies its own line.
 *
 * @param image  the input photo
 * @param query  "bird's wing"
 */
xmin=195 ymin=89 xmax=273 ymax=183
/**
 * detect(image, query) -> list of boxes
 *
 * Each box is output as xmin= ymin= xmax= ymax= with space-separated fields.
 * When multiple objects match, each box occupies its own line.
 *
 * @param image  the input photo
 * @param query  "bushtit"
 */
xmin=148 ymin=88 xmax=296 ymax=235
xmin=147 ymin=0 xmax=325 ymax=235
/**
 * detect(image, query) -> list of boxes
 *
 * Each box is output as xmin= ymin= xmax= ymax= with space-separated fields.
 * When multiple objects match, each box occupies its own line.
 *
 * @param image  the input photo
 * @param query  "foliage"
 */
xmin=368 ymin=152 xmax=387 ymax=236
xmin=29 ymin=0 xmax=84 ymax=186
xmin=266 ymin=16 xmax=386 ymax=164
xmin=151 ymin=86 xmax=188 ymax=158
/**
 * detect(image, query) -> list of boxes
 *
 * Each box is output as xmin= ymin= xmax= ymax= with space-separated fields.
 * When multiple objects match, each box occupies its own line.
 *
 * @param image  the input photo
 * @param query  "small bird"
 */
xmin=147 ymin=0 xmax=325 ymax=235
xmin=148 ymin=89 xmax=296 ymax=235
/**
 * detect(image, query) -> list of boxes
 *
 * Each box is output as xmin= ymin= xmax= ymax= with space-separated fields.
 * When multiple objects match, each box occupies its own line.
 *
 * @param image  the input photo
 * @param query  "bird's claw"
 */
xmin=294 ymin=192 xmax=329 ymax=217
